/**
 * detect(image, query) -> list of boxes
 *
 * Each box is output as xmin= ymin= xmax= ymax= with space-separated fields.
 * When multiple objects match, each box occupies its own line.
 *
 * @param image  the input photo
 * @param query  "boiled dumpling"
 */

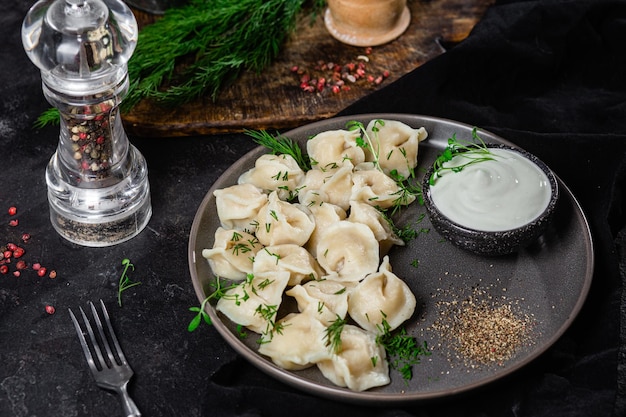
xmin=253 ymin=244 xmax=323 ymax=286
xmin=348 ymin=256 xmax=416 ymax=333
xmin=305 ymin=203 xmax=347 ymax=258
xmin=238 ymin=154 xmax=305 ymax=201
xmin=216 ymin=270 xmax=290 ymax=334
xmin=258 ymin=311 xmax=332 ymax=370
xmin=316 ymin=221 xmax=379 ymax=282
xmin=307 ymin=129 xmax=365 ymax=170
xmin=364 ymin=120 xmax=427 ymax=179
xmin=255 ymin=191 xmax=315 ymax=246
xmin=214 ymin=183 xmax=268 ymax=231
xmin=351 ymin=167 xmax=415 ymax=209
xmin=348 ymin=201 xmax=404 ymax=255
xmin=316 ymin=324 xmax=390 ymax=392
xmin=202 ymin=228 xmax=263 ymax=280
xmin=286 ymin=280 xmax=351 ymax=324
xmin=298 ymin=164 xmax=353 ymax=211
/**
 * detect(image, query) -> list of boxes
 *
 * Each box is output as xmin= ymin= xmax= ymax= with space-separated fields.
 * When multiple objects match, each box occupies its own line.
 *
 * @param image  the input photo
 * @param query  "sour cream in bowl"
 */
xmin=422 ymin=143 xmax=559 ymax=256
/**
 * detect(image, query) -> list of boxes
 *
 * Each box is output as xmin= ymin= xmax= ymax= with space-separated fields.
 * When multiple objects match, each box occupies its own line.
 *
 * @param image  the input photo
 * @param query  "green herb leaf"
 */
xmin=34 ymin=107 xmax=60 ymax=129
xmin=245 ymin=129 xmax=311 ymax=171
xmin=117 ymin=258 xmax=140 ymax=307
xmin=376 ymin=318 xmax=431 ymax=382
xmin=324 ymin=315 xmax=347 ymax=354
xmin=429 ymin=128 xmax=494 ymax=185
xmin=123 ymin=0 xmax=322 ymax=111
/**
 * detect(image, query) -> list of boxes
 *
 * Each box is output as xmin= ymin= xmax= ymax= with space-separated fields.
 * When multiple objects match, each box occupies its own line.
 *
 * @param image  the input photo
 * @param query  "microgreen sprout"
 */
xmin=187 ymin=276 xmax=240 ymax=332
xmin=429 ymin=128 xmax=494 ymax=185
xmin=117 ymin=258 xmax=141 ymax=307
xmin=347 ymin=119 xmax=384 ymax=172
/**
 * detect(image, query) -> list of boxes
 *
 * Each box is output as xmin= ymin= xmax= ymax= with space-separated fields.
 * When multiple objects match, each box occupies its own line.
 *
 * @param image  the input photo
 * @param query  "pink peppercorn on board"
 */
xmin=123 ymin=0 xmax=494 ymax=137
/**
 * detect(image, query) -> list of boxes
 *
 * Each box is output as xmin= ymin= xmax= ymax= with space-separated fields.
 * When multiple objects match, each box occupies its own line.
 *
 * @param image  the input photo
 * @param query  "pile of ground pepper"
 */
xmin=430 ymin=284 xmax=535 ymax=368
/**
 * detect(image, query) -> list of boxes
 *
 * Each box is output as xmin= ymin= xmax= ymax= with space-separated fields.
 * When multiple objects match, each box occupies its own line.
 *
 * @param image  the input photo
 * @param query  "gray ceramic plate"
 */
xmin=188 ymin=114 xmax=593 ymax=404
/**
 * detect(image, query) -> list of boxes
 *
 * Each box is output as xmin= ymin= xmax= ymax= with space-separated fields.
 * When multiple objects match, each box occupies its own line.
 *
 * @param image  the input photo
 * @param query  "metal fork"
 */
xmin=69 ymin=300 xmax=141 ymax=417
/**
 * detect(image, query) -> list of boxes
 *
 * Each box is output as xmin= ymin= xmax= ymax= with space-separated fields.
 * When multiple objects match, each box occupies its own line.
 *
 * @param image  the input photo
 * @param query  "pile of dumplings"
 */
xmin=203 ymin=119 xmax=428 ymax=392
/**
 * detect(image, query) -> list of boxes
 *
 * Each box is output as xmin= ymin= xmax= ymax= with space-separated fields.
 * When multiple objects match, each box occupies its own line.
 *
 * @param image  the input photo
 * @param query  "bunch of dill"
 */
xmin=123 ymin=0 xmax=324 ymax=111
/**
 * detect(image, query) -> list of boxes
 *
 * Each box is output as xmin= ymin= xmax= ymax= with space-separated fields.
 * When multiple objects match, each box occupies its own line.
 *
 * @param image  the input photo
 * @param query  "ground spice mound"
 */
xmin=431 ymin=285 xmax=535 ymax=367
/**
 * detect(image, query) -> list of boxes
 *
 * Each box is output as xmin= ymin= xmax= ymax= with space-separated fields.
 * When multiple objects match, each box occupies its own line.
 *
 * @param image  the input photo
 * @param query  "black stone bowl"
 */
xmin=422 ymin=144 xmax=559 ymax=256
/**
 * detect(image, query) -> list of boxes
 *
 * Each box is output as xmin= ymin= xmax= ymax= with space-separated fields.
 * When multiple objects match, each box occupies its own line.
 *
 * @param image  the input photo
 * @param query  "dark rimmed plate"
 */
xmin=188 ymin=114 xmax=593 ymax=404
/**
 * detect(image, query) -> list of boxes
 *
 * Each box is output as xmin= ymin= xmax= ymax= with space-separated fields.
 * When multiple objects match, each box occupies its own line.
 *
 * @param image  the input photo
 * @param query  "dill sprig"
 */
xmin=123 ymin=0 xmax=318 ymax=111
xmin=429 ymin=128 xmax=494 ymax=185
xmin=324 ymin=315 xmax=347 ymax=354
xmin=245 ymin=129 xmax=312 ymax=171
xmin=34 ymin=107 xmax=60 ymax=129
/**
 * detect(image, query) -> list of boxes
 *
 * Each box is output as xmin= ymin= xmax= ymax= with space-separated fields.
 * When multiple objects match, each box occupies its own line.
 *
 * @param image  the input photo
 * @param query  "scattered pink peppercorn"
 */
xmin=8 ymin=206 xmax=17 ymax=216
xmin=15 ymin=260 xmax=27 ymax=270
xmin=21 ymin=233 xmax=31 ymax=243
xmin=0 ymin=265 xmax=8 ymax=274
xmin=49 ymin=270 xmax=57 ymax=279
xmin=32 ymin=263 xmax=41 ymax=270
xmin=9 ymin=219 xmax=18 ymax=227
xmin=45 ymin=305 xmax=55 ymax=315
xmin=7 ymin=243 xmax=17 ymax=251
xmin=37 ymin=267 xmax=47 ymax=277
xmin=13 ymin=247 xmax=24 ymax=258
xmin=3 ymin=251 xmax=11 ymax=259
xmin=13 ymin=271 xmax=20 ymax=277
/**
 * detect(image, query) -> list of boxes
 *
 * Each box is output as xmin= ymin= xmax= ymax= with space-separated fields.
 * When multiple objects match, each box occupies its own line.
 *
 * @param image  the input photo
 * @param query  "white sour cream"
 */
xmin=429 ymin=148 xmax=552 ymax=232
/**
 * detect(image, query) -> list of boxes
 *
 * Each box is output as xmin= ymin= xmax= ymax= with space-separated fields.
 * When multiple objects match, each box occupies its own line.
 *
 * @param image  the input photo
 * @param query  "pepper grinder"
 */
xmin=22 ymin=0 xmax=152 ymax=246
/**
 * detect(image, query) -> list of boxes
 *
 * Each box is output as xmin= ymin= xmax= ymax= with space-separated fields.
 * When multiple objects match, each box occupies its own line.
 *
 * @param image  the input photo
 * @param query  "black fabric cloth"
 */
xmin=1 ymin=1 xmax=625 ymax=416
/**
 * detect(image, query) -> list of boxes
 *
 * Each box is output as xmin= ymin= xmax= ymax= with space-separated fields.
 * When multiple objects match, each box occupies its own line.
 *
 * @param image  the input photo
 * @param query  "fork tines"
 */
xmin=69 ymin=300 xmax=128 ymax=373
xmin=69 ymin=300 xmax=141 ymax=416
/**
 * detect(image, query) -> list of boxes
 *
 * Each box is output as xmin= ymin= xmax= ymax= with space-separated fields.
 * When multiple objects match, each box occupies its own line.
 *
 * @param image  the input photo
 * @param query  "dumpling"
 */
xmin=255 ymin=191 xmax=315 ymax=246
xmin=316 ymin=324 xmax=390 ymax=392
xmin=238 ymin=154 xmax=305 ymax=201
xmin=364 ymin=120 xmax=428 ymax=179
xmin=202 ymin=228 xmax=263 ymax=280
xmin=216 ymin=270 xmax=290 ymax=335
xmin=253 ymin=244 xmax=324 ymax=286
xmin=315 ymin=221 xmax=379 ymax=282
xmin=351 ymin=167 xmax=415 ymax=209
xmin=347 ymin=256 xmax=416 ymax=333
xmin=298 ymin=164 xmax=353 ymax=211
xmin=307 ymin=129 xmax=365 ymax=170
xmin=304 ymin=203 xmax=347 ymax=258
xmin=214 ymin=183 xmax=268 ymax=231
xmin=348 ymin=201 xmax=404 ymax=255
xmin=286 ymin=280 xmax=351 ymax=324
xmin=258 ymin=311 xmax=332 ymax=370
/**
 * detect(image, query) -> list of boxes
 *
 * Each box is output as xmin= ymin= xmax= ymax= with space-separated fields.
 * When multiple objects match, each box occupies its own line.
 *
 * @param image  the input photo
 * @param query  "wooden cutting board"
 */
xmin=124 ymin=0 xmax=495 ymax=137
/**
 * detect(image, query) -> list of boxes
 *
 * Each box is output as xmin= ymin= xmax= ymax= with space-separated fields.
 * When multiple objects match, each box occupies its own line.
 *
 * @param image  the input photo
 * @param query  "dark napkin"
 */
xmin=203 ymin=0 xmax=626 ymax=416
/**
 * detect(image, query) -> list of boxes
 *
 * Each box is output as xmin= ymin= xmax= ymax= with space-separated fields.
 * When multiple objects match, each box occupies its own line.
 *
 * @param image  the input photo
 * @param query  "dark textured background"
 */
xmin=1 ymin=0 xmax=625 ymax=416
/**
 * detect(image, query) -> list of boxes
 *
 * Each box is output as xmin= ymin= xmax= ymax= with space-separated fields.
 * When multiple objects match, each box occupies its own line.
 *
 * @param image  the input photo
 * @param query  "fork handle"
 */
xmin=117 ymin=384 xmax=141 ymax=417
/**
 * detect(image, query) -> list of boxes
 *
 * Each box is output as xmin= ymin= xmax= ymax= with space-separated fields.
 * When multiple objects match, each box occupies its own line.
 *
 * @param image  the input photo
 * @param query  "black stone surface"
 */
xmin=1 ymin=1 xmax=625 ymax=417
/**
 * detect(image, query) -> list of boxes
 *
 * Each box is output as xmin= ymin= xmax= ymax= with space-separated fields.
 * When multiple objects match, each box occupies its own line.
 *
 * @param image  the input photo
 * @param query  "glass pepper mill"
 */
xmin=22 ymin=0 xmax=151 ymax=246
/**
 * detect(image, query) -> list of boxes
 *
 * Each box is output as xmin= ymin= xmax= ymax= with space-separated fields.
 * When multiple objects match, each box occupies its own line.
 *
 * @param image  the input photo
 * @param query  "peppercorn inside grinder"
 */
xmin=22 ymin=0 xmax=152 ymax=246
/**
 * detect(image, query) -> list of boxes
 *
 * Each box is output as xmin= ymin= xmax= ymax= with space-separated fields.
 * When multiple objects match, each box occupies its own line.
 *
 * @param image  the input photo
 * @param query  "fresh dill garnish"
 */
xmin=376 ymin=318 xmax=431 ymax=382
xmin=324 ymin=315 xmax=347 ymax=354
xmin=245 ymin=129 xmax=311 ymax=171
xmin=33 ymin=107 xmax=60 ymax=129
xmin=429 ymin=128 xmax=494 ymax=185
xmin=117 ymin=258 xmax=141 ymax=307
xmin=123 ymin=0 xmax=322 ymax=110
